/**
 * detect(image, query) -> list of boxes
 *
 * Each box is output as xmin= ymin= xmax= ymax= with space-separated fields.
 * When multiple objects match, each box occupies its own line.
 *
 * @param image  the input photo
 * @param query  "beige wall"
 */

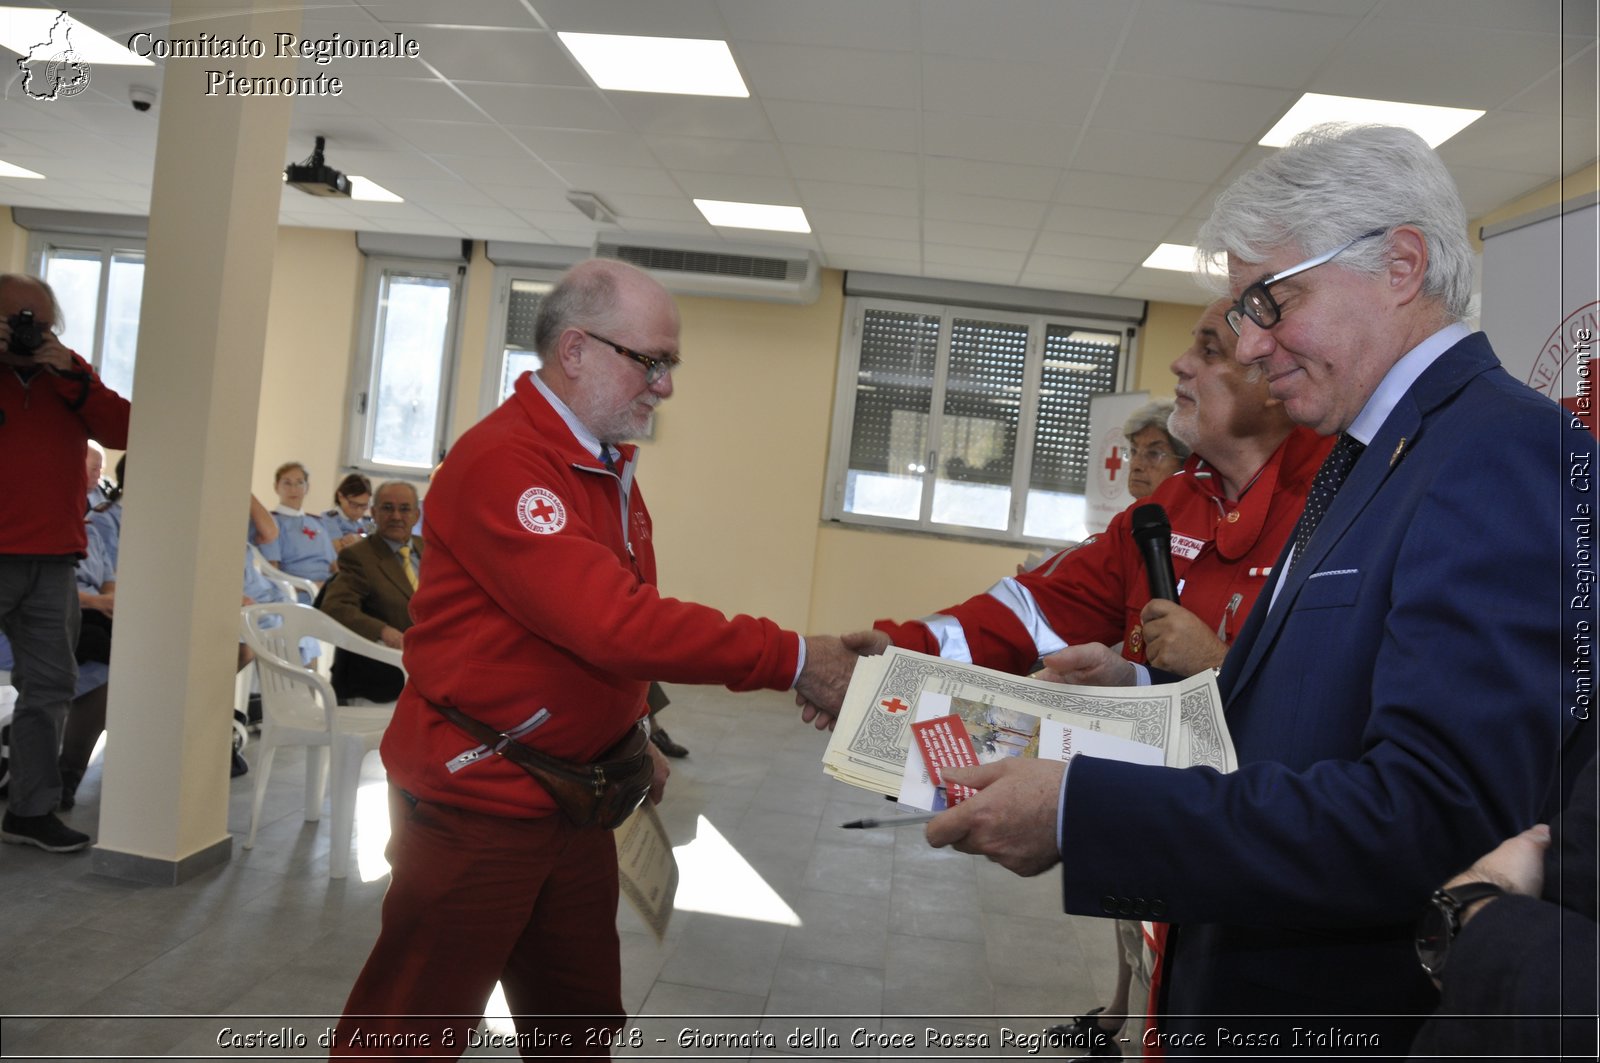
xmin=251 ymin=226 xmax=363 ymax=505
xmin=1134 ymin=298 xmax=1211 ymax=396
xmin=0 ymin=209 xmax=23 ymax=273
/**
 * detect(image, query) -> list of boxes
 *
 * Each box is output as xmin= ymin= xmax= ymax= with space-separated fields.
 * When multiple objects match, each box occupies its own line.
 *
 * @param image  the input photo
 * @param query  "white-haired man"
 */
xmin=920 ymin=125 xmax=1595 ymax=1053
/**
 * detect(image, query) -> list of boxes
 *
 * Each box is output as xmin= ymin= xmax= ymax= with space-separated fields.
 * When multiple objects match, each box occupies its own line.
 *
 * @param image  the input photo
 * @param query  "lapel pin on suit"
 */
xmin=1390 ymin=437 xmax=1407 ymax=468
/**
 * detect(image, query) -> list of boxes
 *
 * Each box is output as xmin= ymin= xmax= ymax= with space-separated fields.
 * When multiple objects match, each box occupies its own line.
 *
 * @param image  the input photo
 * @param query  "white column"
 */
xmin=94 ymin=0 xmax=301 ymax=882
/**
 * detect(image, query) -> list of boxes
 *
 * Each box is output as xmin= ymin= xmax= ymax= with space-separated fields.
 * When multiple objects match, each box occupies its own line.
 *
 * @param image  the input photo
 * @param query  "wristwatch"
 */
xmin=1415 ymin=881 xmax=1505 ymax=978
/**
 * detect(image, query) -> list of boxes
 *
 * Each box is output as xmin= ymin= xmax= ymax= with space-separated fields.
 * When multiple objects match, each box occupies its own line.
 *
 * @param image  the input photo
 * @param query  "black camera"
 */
xmin=7 ymin=309 xmax=45 ymax=358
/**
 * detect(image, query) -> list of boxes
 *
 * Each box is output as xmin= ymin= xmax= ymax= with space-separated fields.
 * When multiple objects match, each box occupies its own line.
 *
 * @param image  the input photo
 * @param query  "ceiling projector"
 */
xmin=284 ymin=136 xmax=351 ymax=197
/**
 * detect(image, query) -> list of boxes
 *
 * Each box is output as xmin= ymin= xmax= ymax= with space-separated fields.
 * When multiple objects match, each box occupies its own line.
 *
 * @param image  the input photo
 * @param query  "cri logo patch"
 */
xmin=516 ymin=487 xmax=567 ymax=535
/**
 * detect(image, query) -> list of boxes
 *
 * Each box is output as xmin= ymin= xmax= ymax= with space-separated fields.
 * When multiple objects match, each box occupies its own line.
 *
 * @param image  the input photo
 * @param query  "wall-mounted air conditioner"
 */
xmin=592 ymin=233 xmax=821 ymax=305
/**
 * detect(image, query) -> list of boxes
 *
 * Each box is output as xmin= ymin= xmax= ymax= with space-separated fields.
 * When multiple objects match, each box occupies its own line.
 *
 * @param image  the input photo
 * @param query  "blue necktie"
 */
xmin=1290 ymin=433 xmax=1365 ymax=570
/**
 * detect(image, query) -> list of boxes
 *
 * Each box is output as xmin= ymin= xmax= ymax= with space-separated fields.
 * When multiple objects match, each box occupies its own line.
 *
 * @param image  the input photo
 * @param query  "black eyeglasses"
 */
xmin=1225 ymin=227 xmax=1388 ymax=336
xmin=585 ymin=331 xmax=680 ymax=385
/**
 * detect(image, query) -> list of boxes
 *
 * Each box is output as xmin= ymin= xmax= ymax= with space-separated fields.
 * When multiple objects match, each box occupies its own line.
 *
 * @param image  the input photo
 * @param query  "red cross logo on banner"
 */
xmin=516 ymin=487 xmax=568 ymax=535
xmin=1104 ymin=447 xmax=1124 ymax=481
xmin=880 ymin=697 xmax=909 ymax=714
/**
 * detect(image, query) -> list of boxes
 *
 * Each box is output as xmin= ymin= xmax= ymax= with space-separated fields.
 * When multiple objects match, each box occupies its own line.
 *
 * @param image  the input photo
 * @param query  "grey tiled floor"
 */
xmin=0 ymin=685 xmax=1138 ymax=1060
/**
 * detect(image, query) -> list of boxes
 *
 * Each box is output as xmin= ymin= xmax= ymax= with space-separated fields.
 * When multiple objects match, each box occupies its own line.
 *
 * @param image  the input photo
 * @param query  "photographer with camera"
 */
xmin=0 ymin=273 xmax=130 ymax=853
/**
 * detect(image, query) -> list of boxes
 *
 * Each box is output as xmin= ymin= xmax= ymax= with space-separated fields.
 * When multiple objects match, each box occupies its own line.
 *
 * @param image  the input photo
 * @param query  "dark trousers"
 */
xmin=0 ymin=558 xmax=78 ymax=815
xmin=334 ymin=786 xmax=625 ymax=1060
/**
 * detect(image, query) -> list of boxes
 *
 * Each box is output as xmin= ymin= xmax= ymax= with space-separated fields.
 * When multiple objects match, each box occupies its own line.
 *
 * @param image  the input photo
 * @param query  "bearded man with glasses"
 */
xmin=332 ymin=258 xmax=857 ymax=1059
xmin=920 ymin=124 xmax=1595 ymax=1054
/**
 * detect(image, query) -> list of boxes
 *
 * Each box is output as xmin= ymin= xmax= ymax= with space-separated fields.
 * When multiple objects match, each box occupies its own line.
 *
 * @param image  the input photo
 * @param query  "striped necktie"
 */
xmin=1289 ymin=433 xmax=1365 ymax=571
xmin=398 ymin=542 xmax=418 ymax=590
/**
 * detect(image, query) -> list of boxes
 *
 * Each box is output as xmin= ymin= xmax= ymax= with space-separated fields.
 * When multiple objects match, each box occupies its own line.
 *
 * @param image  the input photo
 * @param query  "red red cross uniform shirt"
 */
xmin=381 ymin=372 xmax=802 ymax=819
xmin=874 ymin=427 xmax=1333 ymax=674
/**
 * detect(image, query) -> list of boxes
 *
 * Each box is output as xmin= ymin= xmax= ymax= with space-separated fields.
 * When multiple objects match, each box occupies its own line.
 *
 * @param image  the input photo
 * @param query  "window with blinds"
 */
xmin=480 ymin=268 xmax=563 ymax=413
xmin=828 ymin=299 xmax=1128 ymax=544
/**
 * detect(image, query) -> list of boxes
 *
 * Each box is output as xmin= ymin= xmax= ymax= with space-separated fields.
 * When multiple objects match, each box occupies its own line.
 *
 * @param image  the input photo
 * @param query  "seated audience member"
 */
xmin=1122 ymin=398 xmax=1189 ymax=500
xmin=258 ymin=461 xmax=336 ymax=602
xmin=57 ymin=445 xmax=118 ymax=809
xmin=87 ymin=451 xmax=124 ymax=571
xmin=318 ymin=480 xmax=419 ymax=703
xmin=57 ymin=518 xmax=114 ymax=809
xmin=320 ymin=472 xmax=374 ymax=554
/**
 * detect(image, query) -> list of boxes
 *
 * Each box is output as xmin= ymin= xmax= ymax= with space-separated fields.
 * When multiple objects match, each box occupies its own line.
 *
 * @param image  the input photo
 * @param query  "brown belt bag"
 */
xmin=432 ymin=702 xmax=652 ymax=829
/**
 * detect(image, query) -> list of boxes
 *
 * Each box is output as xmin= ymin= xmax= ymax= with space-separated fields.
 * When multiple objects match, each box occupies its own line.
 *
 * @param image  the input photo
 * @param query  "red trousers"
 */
xmin=333 ymin=787 xmax=624 ymax=1060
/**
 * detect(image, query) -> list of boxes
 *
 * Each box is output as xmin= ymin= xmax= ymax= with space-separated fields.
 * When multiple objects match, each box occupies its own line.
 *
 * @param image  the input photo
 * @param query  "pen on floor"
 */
xmin=840 ymin=810 xmax=942 ymax=829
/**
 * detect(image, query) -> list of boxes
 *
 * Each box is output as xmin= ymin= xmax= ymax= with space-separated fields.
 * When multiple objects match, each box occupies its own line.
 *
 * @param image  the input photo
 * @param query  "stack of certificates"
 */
xmin=821 ymin=647 xmax=1236 ymax=803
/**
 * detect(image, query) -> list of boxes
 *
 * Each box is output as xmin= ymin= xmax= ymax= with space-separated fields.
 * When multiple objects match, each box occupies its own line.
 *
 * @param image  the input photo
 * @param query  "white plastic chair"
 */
xmin=238 ymin=602 xmax=404 ymax=879
xmin=249 ymin=544 xmax=320 ymax=603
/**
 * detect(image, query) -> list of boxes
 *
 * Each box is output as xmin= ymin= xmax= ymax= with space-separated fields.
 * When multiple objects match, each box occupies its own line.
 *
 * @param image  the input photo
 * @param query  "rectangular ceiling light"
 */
xmin=694 ymin=198 xmax=810 ymax=233
xmin=350 ymin=176 xmax=403 ymax=203
xmin=1141 ymin=242 xmax=1228 ymax=279
xmin=559 ymin=32 xmax=748 ymax=97
xmin=0 ymin=158 xmax=43 ymax=179
xmin=1261 ymin=93 xmax=1484 ymax=148
xmin=0 ymin=7 xmax=154 ymax=65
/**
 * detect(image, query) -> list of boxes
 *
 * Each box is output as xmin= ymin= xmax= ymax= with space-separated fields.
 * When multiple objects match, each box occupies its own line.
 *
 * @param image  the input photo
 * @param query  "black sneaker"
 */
xmin=650 ymin=727 xmax=689 ymax=758
xmin=1 ymin=810 xmax=90 ymax=853
xmin=231 ymin=750 xmax=250 ymax=778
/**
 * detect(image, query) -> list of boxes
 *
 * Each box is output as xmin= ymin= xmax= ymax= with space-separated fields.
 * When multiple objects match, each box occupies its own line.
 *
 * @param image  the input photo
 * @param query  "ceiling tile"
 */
xmin=737 ymin=43 xmax=922 ymax=109
xmin=796 ymin=180 xmax=919 ymax=216
xmin=337 ymin=77 xmax=484 ymax=121
xmin=460 ymin=84 xmax=626 ymax=130
xmin=1311 ymin=20 xmax=1578 ymax=107
xmin=921 ymin=111 xmax=1075 ymax=169
xmin=920 ymin=56 xmax=1106 ymax=127
xmin=669 ymin=171 xmax=800 ymax=204
xmin=924 ymin=192 xmax=1049 ymax=230
xmin=1073 ymin=128 xmax=1244 ymax=186
xmin=1044 ymin=204 xmax=1176 ymax=242
xmin=717 ymin=0 xmax=918 ymax=51
xmin=646 ymin=135 xmax=790 ymax=177
xmin=922 ymin=156 xmax=1061 ymax=200
xmin=357 ymin=0 xmax=541 ymax=29
xmin=548 ymin=162 xmax=681 ymax=196
xmin=407 ymin=27 xmax=585 ymax=87
xmin=607 ymin=95 xmax=772 ymax=139
xmin=762 ymin=99 xmax=921 ymax=153
xmin=919 ymin=0 xmax=1130 ymax=66
xmin=1437 ymin=111 xmax=1578 ymax=176
xmin=818 ymin=234 xmax=921 ymax=260
xmin=527 ymin=0 xmax=726 ymax=37
xmin=1451 ymin=164 xmax=1570 ymax=217
xmin=599 ymin=193 xmax=704 ymax=223
xmin=922 ymin=220 xmax=1037 ymax=252
xmin=416 ymin=157 xmax=562 ymax=188
xmin=510 ymin=128 xmax=650 ymax=167
xmin=805 ymin=208 xmax=922 ymax=241
xmin=781 ymin=145 xmax=919 ymax=188
xmin=1087 ymin=74 xmax=1297 ymax=143
xmin=1033 ymin=231 xmax=1159 ymax=264
xmin=484 ymin=188 xmax=574 ymax=213
xmin=1023 ymin=254 xmax=1138 ymax=283
xmin=830 ymin=254 xmax=929 ymax=273
xmin=424 ymin=203 xmax=525 ymax=226
xmin=1119 ymin=0 xmax=1363 ymax=90
xmin=382 ymin=118 xmax=531 ymax=156
xmin=1055 ymin=170 xmax=1211 ymax=215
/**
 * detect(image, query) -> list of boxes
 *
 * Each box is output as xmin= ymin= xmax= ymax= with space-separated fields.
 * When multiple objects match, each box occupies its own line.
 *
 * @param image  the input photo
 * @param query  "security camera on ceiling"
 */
xmin=284 ymin=136 xmax=351 ymax=198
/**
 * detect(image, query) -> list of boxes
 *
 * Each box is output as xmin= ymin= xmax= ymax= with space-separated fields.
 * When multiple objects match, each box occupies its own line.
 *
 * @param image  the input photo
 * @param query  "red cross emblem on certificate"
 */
xmin=880 ymin=697 xmax=909 ymax=714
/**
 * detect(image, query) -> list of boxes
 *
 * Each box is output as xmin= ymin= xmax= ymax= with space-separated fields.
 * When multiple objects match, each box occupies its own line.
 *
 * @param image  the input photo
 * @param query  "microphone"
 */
xmin=1130 ymin=503 xmax=1180 ymax=604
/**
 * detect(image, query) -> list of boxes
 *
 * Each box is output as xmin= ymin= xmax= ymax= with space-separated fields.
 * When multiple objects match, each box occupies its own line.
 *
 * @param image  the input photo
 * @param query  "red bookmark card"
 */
xmin=911 ymin=714 xmax=981 ymax=805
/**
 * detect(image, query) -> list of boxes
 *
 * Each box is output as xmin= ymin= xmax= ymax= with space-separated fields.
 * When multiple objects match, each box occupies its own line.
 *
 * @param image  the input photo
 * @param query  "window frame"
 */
xmin=478 ymin=265 xmax=565 ymax=416
xmin=345 ymin=255 xmax=466 ymax=479
xmin=26 ymin=230 xmax=148 ymax=395
xmin=823 ymin=295 xmax=1134 ymax=546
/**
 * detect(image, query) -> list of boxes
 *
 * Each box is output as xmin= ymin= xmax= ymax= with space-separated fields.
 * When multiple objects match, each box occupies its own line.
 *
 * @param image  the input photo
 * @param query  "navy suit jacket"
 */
xmin=1059 ymin=333 xmax=1595 ymax=1048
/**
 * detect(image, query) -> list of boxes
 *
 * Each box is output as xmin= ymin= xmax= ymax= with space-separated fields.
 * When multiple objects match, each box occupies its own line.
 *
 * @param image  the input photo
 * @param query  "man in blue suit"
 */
xmin=920 ymin=124 xmax=1596 ymax=1053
